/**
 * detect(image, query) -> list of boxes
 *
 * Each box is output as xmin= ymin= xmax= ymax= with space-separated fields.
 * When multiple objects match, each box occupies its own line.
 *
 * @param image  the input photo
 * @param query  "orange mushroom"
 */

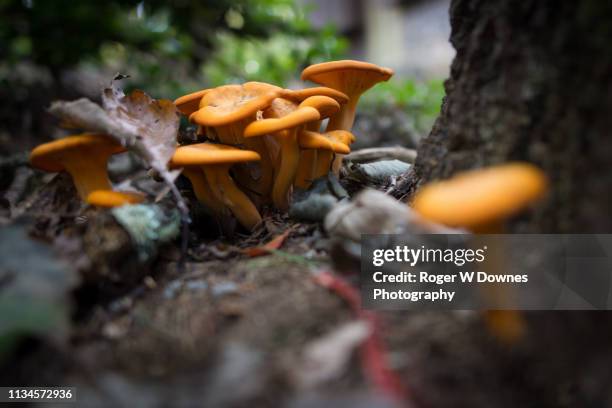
xmin=170 ymin=143 xmax=262 ymax=230
xmin=30 ymin=133 xmax=126 ymax=200
xmin=412 ymin=162 xmax=548 ymax=232
xmin=412 ymin=162 xmax=549 ymax=344
xmin=87 ymin=190 xmax=145 ymax=208
xmin=291 ymin=96 xmax=344 ymax=189
xmin=281 ymin=87 xmax=349 ymax=117
xmin=244 ymin=98 xmax=320 ymax=210
xmin=189 ymin=83 xmax=279 ymax=200
xmin=312 ymin=130 xmax=355 ymax=179
xmin=301 ymin=60 xmax=393 ymax=131
xmin=174 ymin=88 xmax=211 ymax=116
xmin=295 ymin=130 xmax=350 ymax=189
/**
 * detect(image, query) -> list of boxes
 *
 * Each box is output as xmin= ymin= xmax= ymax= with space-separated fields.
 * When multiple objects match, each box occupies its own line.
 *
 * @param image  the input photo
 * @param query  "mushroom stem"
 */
xmin=63 ymin=153 xmax=113 ymax=200
xmin=272 ymin=129 xmax=300 ymax=210
xmin=325 ymin=100 xmax=357 ymax=175
xmin=204 ymin=165 xmax=262 ymax=230
xmin=294 ymin=120 xmax=324 ymax=189
xmin=325 ymin=99 xmax=358 ymax=132
xmin=181 ymin=167 xmax=226 ymax=215
xmin=215 ymin=118 xmax=275 ymax=200
xmin=295 ymin=150 xmax=317 ymax=189
xmin=314 ymin=150 xmax=334 ymax=179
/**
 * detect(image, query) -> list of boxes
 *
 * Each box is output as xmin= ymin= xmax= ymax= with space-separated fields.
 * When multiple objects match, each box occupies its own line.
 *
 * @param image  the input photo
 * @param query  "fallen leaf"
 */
xmin=243 ymin=228 xmax=293 ymax=257
xmin=102 ymin=86 xmax=178 ymax=170
xmin=48 ymin=82 xmax=179 ymax=183
xmin=48 ymin=81 xmax=191 ymax=268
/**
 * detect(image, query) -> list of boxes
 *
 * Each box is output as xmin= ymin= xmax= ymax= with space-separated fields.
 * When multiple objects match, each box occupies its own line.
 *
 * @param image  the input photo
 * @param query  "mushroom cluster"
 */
xmin=28 ymin=60 xmax=393 ymax=231
xmin=173 ymin=60 xmax=393 ymax=229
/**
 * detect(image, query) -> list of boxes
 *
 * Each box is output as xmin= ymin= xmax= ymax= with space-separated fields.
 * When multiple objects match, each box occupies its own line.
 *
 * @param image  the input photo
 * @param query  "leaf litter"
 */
xmin=47 ymin=77 xmax=190 ymax=268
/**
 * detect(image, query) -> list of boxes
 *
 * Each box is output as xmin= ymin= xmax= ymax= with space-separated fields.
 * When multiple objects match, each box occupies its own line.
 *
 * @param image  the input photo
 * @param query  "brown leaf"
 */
xmin=102 ymin=86 xmax=179 ymax=169
xmin=48 ymin=82 xmax=190 ymax=269
xmin=243 ymin=228 xmax=293 ymax=257
xmin=48 ymin=83 xmax=180 ymax=175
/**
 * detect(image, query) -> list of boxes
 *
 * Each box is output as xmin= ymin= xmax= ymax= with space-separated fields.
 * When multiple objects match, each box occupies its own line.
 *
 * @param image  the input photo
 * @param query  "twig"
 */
xmin=345 ymin=146 xmax=417 ymax=164
xmin=0 ymin=152 xmax=29 ymax=169
xmin=157 ymin=166 xmax=190 ymax=273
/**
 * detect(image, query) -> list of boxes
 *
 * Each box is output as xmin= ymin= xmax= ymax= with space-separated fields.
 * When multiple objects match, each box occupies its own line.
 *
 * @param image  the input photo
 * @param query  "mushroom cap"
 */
xmin=30 ymin=133 xmax=125 ymax=172
xmin=264 ymin=97 xmax=299 ymax=119
xmin=243 ymin=97 xmax=320 ymax=138
xmin=169 ymin=143 xmax=260 ymax=167
xmin=174 ymin=88 xmax=211 ymax=116
xmin=244 ymin=81 xmax=283 ymax=92
xmin=326 ymin=130 xmax=356 ymax=145
xmin=189 ymin=83 xmax=279 ymax=127
xmin=282 ymin=87 xmax=349 ymax=105
xmin=301 ymin=60 xmax=394 ymax=96
xmin=298 ymin=96 xmax=341 ymax=119
xmin=298 ymin=130 xmax=334 ymax=151
xmin=87 ymin=190 xmax=145 ymax=208
xmin=412 ymin=163 xmax=548 ymax=228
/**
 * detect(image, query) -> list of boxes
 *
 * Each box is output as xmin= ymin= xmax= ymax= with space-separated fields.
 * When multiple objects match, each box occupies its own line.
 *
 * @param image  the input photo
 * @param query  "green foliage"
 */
xmin=361 ymin=79 xmax=446 ymax=134
xmin=202 ymin=27 xmax=347 ymax=87
xmin=0 ymin=0 xmax=347 ymax=98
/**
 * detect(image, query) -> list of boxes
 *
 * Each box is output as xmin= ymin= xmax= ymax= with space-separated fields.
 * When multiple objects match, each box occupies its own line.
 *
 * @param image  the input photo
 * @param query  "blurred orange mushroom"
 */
xmin=412 ymin=162 xmax=549 ymax=344
xmin=412 ymin=162 xmax=548 ymax=232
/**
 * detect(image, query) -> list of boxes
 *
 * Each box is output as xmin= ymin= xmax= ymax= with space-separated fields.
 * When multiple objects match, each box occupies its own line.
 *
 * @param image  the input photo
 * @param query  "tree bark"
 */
xmin=409 ymin=0 xmax=612 ymax=233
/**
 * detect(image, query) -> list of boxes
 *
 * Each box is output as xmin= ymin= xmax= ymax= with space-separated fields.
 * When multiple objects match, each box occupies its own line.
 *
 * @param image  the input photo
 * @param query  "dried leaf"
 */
xmin=102 ymin=86 xmax=178 ymax=169
xmin=48 ymin=83 xmax=180 ymax=177
xmin=48 ymin=82 xmax=190 ymax=268
xmin=243 ymin=228 xmax=293 ymax=257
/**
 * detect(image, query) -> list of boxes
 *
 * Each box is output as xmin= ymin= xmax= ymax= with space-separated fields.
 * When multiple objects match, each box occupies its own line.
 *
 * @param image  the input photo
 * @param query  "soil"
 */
xmin=2 ymin=173 xmax=612 ymax=408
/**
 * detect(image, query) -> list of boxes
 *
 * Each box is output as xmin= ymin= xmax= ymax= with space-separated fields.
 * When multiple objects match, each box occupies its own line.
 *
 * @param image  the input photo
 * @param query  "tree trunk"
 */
xmin=408 ymin=0 xmax=612 ymax=233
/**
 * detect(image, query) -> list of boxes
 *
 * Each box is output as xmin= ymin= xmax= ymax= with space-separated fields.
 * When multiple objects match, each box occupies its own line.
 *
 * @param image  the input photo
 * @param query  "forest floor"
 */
xmin=2 ymin=134 xmax=611 ymax=408
xmin=3 ymin=166 xmax=605 ymax=408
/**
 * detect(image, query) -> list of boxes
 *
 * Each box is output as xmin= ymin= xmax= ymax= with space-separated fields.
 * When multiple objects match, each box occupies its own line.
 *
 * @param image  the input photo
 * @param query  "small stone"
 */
xmin=212 ymin=281 xmax=239 ymax=297
xmin=143 ymin=276 xmax=157 ymax=289
xmin=185 ymin=279 xmax=208 ymax=291
xmin=163 ymin=279 xmax=183 ymax=299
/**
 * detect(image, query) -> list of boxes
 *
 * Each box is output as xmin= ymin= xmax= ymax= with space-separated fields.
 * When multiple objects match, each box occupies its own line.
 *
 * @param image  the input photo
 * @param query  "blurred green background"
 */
xmin=0 ymin=0 xmax=445 ymax=153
